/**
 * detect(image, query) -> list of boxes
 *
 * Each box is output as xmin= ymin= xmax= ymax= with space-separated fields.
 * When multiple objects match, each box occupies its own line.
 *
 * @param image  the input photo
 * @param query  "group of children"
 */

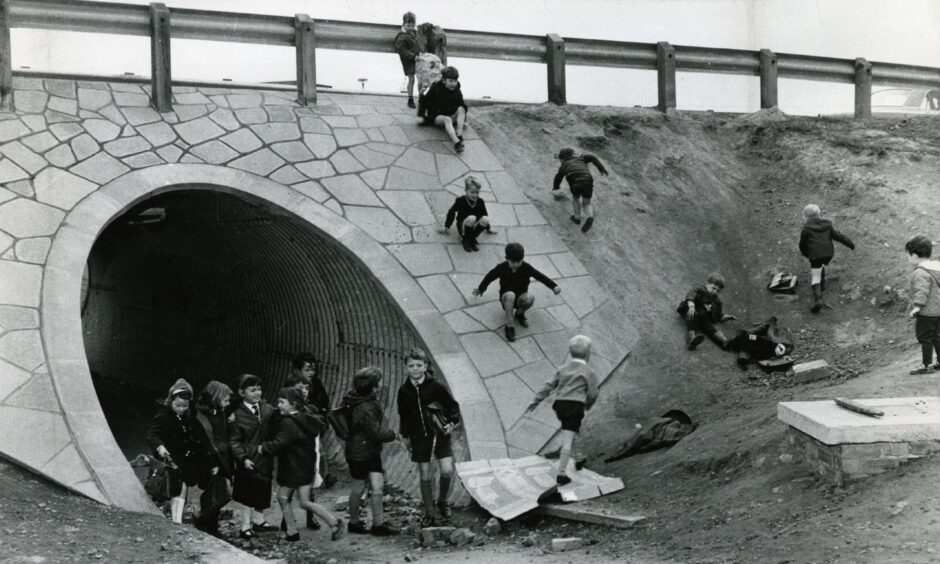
xmin=147 ymin=348 xmax=464 ymax=542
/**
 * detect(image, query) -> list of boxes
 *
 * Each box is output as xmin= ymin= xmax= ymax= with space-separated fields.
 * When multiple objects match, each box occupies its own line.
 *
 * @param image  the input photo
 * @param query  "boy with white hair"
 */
xmin=525 ymin=335 xmax=598 ymax=486
xmin=799 ymin=204 xmax=855 ymax=313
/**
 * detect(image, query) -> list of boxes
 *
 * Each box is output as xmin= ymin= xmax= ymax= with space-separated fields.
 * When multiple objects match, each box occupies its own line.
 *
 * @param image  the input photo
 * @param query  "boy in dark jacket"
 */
xmin=344 ymin=367 xmax=400 ymax=536
xmin=553 ymin=148 xmax=608 ymax=233
xmin=260 ymin=388 xmax=344 ymax=542
xmin=397 ymin=348 xmax=460 ymax=527
xmin=440 ymin=175 xmax=492 ymax=252
xmin=473 ymin=242 xmax=562 ymax=342
xmin=799 ymin=204 xmax=855 ymax=313
xmin=421 ymin=66 xmax=468 ymax=154
xmin=676 ymin=272 xmax=737 ymax=350
xmin=394 ymin=11 xmax=420 ymax=109
xmin=906 ymin=236 xmax=940 ymax=374
xmin=229 ymin=374 xmax=278 ymax=539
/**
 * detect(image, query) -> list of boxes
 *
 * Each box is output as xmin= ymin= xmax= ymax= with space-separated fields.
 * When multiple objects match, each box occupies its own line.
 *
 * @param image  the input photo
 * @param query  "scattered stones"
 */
xmin=792 ymin=360 xmax=830 ymax=384
xmin=483 ymin=517 xmax=501 ymax=536
xmin=449 ymin=528 xmax=475 ymax=546
xmin=420 ymin=526 xmax=456 ymax=547
xmin=521 ymin=533 xmax=539 ymax=547
xmin=551 ymin=537 xmax=584 ymax=552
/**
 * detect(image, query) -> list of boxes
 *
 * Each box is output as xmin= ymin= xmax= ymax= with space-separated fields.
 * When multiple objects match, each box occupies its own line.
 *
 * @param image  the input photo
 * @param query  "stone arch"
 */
xmin=42 ymin=164 xmax=502 ymax=512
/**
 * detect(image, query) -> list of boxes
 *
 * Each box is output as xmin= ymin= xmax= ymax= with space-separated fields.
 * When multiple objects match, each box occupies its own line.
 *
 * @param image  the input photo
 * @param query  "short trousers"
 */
xmin=809 ymin=257 xmax=832 ymax=269
xmin=346 ymin=458 xmax=384 ymax=480
xmin=410 ymin=432 xmax=453 ymax=463
xmin=553 ymin=400 xmax=585 ymax=432
xmin=915 ymin=314 xmax=940 ymax=345
xmin=569 ymin=181 xmax=594 ymax=200
xmin=500 ymin=291 xmax=527 ymax=306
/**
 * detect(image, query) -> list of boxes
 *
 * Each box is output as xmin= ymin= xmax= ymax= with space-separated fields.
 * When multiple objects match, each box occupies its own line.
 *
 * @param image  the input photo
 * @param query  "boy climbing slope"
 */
xmin=552 ymin=148 xmax=609 ymax=233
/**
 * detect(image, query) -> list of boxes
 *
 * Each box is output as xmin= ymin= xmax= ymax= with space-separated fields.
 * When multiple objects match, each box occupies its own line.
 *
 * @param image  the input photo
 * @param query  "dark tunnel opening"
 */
xmin=82 ymin=187 xmax=465 ymax=493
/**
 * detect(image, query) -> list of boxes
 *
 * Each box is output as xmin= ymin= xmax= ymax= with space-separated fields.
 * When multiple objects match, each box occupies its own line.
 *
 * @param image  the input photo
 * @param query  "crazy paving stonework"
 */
xmin=0 ymin=77 xmax=638 ymax=512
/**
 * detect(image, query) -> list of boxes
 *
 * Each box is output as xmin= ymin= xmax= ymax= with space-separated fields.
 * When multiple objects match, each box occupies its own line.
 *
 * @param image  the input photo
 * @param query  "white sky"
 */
xmin=11 ymin=0 xmax=940 ymax=114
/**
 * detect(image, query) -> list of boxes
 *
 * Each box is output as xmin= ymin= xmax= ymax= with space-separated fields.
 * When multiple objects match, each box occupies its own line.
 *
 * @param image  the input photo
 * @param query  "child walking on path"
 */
xmin=440 ymin=175 xmax=493 ymax=252
xmin=259 ymin=388 xmax=344 ymax=542
xmin=343 ymin=367 xmax=401 ymax=536
xmin=397 ymin=348 xmax=461 ymax=527
xmin=525 ymin=335 xmax=598 ymax=486
xmin=906 ymin=236 xmax=940 ymax=375
xmin=552 ymin=148 xmax=609 ymax=233
xmin=229 ymin=374 xmax=278 ymax=540
xmin=421 ymin=66 xmax=468 ymax=154
xmin=799 ymin=204 xmax=855 ymax=313
xmin=473 ymin=242 xmax=562 ymax=342
xmin=394 ymin=11 xmax=420 ymax=108
xmin=676 ymin=272 xmax=737 ymax=350
xmin=193 ymin=381 xmax=234 ymax=537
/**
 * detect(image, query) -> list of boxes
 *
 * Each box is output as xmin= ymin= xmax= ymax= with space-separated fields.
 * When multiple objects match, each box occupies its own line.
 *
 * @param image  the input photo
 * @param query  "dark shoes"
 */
xmin=574 ymin=457 xmax=587 ymax=471
xmin=556 ymin=474 xmax=572 ymax=486
xmin=306 ymin=512 xmax=321 ymax=530
xmin=437 ymin=502 xmax=453 ymax=520
xmin=331 ymin=518 xmax=345 ymax=541
xmin=419 ymin=512 xmax=436 ymax=528
xmin=322 ymin=474 xmax=338 ymax=489
xmin=504 ymin=325 xmax=516 ymax=342
xmin=581 ymin=217 xmax=594 ymax=233
xmin=462 ymin=235 xmax=473 ymax=252
xmin=238 ymin=529 xmax=256 ymax=540
xmin=407 ymin=98 xmax=416 ymax=109
xmin=910 ymin=364 xmax=937 ymax=375
xmin=570 ymin=215 xmax=581 ymax=225
xmin=455 ymin=140 xmax=465 ymax=154
xmin=687 ymin=331 xmax=705 ymax=351
xmin=253 ymin=521 xmax=278 ymax=533
xmin=514 ymin=311 xmax=529 ymax=328
xmin=347 ymin=521 xmax=370 ymax=535
xmin=371 ymin=522 xmax=401 ymax=536
xmin=285 ymin=532 xmax=301 ymax=542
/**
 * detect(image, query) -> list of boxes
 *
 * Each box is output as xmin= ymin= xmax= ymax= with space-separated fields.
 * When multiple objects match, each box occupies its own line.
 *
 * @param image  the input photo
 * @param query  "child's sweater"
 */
xmin=677 ymin=286 xmax=724 ymax=322
xmin=445 ymin=195 xmax=488 ymax=234
xmin=477 ymin=261 xmax=557 ymax=297
xmin=553 ymin=154 xmax=608 ymax=191
xmin=911 ymin=260 xmax=940 ymax=317
xmin=423 ymin=80 xmax=467 ymax=120
xmin=527 ymin=358 xmax=598 ymax=411
xmin=799 ymin=218 xmax=855 ymax=260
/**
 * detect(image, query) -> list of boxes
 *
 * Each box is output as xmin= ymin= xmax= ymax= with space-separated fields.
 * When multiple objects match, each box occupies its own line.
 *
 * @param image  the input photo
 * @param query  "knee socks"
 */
xmin=348 ymin=484 xmax=363 ymax=524
xmin=370 ymin=489 xmax=385 ymax=525
xmin=420 ymin=479 xmax=434 ymax=514
xmin=438 ymin=475 xmax=452 ymax=506
xmin=169 ymin=496 xmax=185 ymax=524
xmin=557 ymin=446 xmax=572 ymax=477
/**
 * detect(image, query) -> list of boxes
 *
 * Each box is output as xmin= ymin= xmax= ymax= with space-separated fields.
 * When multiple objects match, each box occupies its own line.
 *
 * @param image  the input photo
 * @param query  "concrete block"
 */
xmin=840 ymin=442 xmax=910 ymax=460
xmin=778 ymin=397 xmax=940 ymax=445
xmin=421 ymin=526 xmax=456 ymax=547
xmin=551 ymin=537 xmax=584 ymax=552
xmin=792 ymin=360 xmax=830 ymax=383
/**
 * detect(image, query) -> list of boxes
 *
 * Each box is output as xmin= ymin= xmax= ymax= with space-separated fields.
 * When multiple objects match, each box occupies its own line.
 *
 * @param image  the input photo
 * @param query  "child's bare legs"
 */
xmin=436 ymin=457 xmax=454 ymax=509
xmin=296 ymin=484 xmax=339 ymax=529
xmin=169 ymin=484 xmax=187 ymax=524
xmin=366 ymin=472 xmax=386 ymax=525
xmin=240 ymin=506 xmax=267 ymax=532
xmin=434 ymin=114 xmax=460 ymax=144
xmin=571 ymin=196 xmax=582 ymax=222
xmin=501 ymin=292 xmax=534 ymax=327
xmin=557 ymin=430 xmax=576 ymax=479
xmin=407 ymin=74 xmax=415 ymax=100
xmin=348 ymin=479 xmax=366 ymax=525
xmin=276 ymin=486 xmax=297 ymax=534
xmin=454 ymin=107 xmax=466 ymax=139
xmin=417 ymin=461 xmax=435 ymax=516
xmin=581 ymin=197 xmax=594 ymax=220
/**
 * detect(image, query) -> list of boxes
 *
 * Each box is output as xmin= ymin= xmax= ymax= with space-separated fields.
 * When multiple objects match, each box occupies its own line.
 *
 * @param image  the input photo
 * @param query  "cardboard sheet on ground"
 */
xmin=456 ymin=455 xmax=624 ymax=520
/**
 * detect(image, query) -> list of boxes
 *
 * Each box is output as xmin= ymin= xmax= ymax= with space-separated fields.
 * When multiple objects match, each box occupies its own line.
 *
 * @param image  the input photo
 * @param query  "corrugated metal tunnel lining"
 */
xmin=82 ymin=187 xmax=465 ymax=492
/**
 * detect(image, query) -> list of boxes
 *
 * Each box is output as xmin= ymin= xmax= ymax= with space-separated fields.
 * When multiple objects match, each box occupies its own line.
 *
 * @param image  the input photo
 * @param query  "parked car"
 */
xmin=871 ymin=87 xmax=940 ymax=115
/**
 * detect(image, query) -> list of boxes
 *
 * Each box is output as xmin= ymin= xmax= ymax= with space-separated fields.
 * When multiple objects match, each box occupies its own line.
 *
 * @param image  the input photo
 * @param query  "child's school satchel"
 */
xmin=144 ymin=457 xmax=177 ymax=503
xmin=768 ymin=272 xmax=798 ymax=294
xmin=756 ymin=355 xmax=795 ymax=373
xmin=425 ymin=401 xmax=460 ymax=436
xmin=328 ymin=404 xmax=353 ymax=441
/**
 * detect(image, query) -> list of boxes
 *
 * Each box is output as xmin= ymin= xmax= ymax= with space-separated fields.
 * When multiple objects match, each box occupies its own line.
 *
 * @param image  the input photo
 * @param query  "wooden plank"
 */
xmin=534 ymin=504 xmax=646 ymax=529
xmin=834 ymin=397 xmax=884 ymax=418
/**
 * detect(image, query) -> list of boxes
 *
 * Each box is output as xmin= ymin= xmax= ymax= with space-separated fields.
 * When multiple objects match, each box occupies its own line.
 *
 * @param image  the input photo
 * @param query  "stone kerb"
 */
xmin=42 ymin=164 xmax=500 ymax=510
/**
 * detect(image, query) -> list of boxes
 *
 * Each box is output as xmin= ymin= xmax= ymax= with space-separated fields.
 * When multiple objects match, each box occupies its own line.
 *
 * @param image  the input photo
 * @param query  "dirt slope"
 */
xmin=470 ymin=103 xmax=940 ymax=563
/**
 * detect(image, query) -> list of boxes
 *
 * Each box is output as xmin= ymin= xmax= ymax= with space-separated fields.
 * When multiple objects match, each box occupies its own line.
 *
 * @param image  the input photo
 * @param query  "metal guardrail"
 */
xmin=1 ymin=0 xmax=939 ymax=115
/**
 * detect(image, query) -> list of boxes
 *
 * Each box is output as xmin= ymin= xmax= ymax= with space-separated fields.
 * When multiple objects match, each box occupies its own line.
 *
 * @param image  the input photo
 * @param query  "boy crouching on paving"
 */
xmin=906 ymin=236 xmax=940 ymax=375
xmin=677 ymin=272 xmax=737 ymax=351
xmin=473 ymin=242 xmax=562 ymax=342
xmin=552 ymin=147 xmax=608 ymax=233
xmin=440 ymin=175 xmax=493 ymax=252
xmin=525 ymin=335 xmax=598 ymax=486
xmin=799 ymin=203 xmax=855 ymax=313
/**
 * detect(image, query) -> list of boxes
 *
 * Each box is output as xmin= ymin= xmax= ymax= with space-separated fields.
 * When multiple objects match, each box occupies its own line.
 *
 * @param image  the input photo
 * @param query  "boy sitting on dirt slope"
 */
xmin=799 ymin=204 xmax=855 ymax=313
xmin=676 ymin=272 xmax=737 ymax=351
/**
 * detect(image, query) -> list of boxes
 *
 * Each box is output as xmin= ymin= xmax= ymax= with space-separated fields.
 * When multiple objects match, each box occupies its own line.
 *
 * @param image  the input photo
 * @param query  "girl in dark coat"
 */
xmin=259 ymin=387 xmax=344 ymax=542
xmin=146 ymin=378 xmax=212 ymax=524
xmin=194 ymin=381 xmax=234 ymax=537
xmin=229 ymin=373 xmax=277 ymax=539
xmin=344 ymin=366 xmax=400 ymax=536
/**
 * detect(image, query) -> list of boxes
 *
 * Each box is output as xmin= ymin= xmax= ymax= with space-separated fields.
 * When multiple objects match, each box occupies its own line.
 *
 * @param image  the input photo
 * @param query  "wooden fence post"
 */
xmin=546 ymin=33 xmax=566 ymax=105
xmin=854 ymin=58 xmax=872 ymax=119
xmin=149 ymin=3 xmax=172 ymax=112
xmin=759 ymin=48 xmax=778 ymax=109
xmin=656 ymin=42 xmax=676 ymax=112
xmin=295 ymin=14 xmax=317 ymax=105
xmin=0 ymin=0 xmax=12 ymax=111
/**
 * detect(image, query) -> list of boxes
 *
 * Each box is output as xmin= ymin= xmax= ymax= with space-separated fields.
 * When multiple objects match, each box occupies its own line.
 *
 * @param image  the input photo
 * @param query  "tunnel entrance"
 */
xmin=82 ymin=187 xmax=461 ymax=492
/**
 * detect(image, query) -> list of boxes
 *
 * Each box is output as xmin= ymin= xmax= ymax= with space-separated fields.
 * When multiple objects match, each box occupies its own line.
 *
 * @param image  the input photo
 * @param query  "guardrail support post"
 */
xmin=854 ymin=58 xmax=872 ymax=119
xmin=295 ymin=14 xmax=317 ymax=105
xmin=656 ymin=42 xmax=676 ymax=113
xmin=759 ymin=48 xmax=778 ymax=108
xmin=149 ymin=3 xmax=172 ymax=112
xmin=546 ymin=33 xmax=566 ymax=105
xmin=0 ymin=0 xmax=12 ymax=111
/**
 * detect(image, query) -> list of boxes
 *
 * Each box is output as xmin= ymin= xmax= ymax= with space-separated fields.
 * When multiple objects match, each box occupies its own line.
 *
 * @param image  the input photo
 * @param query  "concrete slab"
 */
xmin=191 ymin=140 xmax=238 ymax=164
xmin=443 ymin=310 xmax=485 ymax=333
xmin=388 ymin=243 xmax=452 ymax=277
xmin=229 ymin=148 xmax=284 ymax=176
xmin=778 ymin=397 xmax=940 ymax=445
xmin=0 ymin=198 xmax=65 ymax=238
xmin=460 ymin=331 xmax=525 ymax=378
xmin=4 ymin=373 xmax=61 ymax=412
xmin=175 ymin=116 xmax=224 ymax=145
xmin=360 ymin=168 xmax=388 ymax=190
xmin=321 ymin=174 xmax=383 ymax=207
xmin=329 ymin=149 xmax=366 ymax=174
xmin=1 ymin=141 xmax=48 ymax=174
xmin=345 ymin=206 xmax=412 ymax=244
xmin=385 ymin=166 xmax=439 ymax=191
xmin=70 ymin=151 xmax=129 ymax=184
xmin=486 ymin=371 xmax=533 ymax=429
xmin=0 ymin=358 xmax=31 ymax=403
xmin=418 ymin=274 xmax=467 ymax=313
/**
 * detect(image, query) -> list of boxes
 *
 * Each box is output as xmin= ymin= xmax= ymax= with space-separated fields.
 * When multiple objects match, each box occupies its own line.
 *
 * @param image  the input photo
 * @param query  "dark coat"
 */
xmin=344 ymin=390 xmax=395 ymax=462
xmin=799 ymin=218 xmax=855 ymax=261
xmin=306 ymin=375 xmax=331 ymax=416
xmin=423 ymin=80 xmax=467 ymax=120
xmin=394 ymin=30 xmax=420 ymax=75
xmin=445 ymin=195 xmax=489 ymax=235
xmin=260 ymin=411 xmax=322 ymax=488
xmin=196 ymin=410 xmax=234 ymax=478
xmin=396 ymin=375 xmax=460 ymax=439
xmin=677 ymin=286 xmax=724 ymax=323
xmin=477 ymin=261 xmax=558 ymax=298
xmin=146 ymin=405 xmax=211 ymax=487
xmin=553 ymin=154 xmax=608 ymax=191
xmin=229 ymin=401 xmax=276 ymax=479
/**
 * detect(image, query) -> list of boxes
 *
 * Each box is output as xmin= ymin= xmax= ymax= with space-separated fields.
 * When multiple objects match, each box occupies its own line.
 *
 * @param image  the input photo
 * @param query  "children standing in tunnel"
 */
xmin=229 ymin=374 xmax=278 ymax=540
xmin=799 ymin=204 xmax=855 ymax=313
xmin=552 ymin=147 xmax=609 ymax=233
xmin=193 ymin=381 xmax=234 ymax=537
xmin=397 ymin=347 xmax=461 ymax=527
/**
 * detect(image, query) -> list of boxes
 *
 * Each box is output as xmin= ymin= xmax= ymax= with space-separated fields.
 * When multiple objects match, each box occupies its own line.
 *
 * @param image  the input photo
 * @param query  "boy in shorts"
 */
xmin=396 ymin=347 xmax=460 ymax=527
xmin=799 ymin=204 xmax=855 ymax=313
xmin=440 ymin=175 xmax=492 ymax=252
xmin=676 ymin=272 xmax=737 ymax=351
xmin=525 ymin=335 xmax=598 ymax=486
xmin=473 ymin=242 xmax=562 ymax=342
xmin=905 ymin=236 xmax=940 ymax=375
xmin=393 ymin=12 xmax=420 ymax=108
xmin=552 ymin=148 xmax=608 ymax=233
